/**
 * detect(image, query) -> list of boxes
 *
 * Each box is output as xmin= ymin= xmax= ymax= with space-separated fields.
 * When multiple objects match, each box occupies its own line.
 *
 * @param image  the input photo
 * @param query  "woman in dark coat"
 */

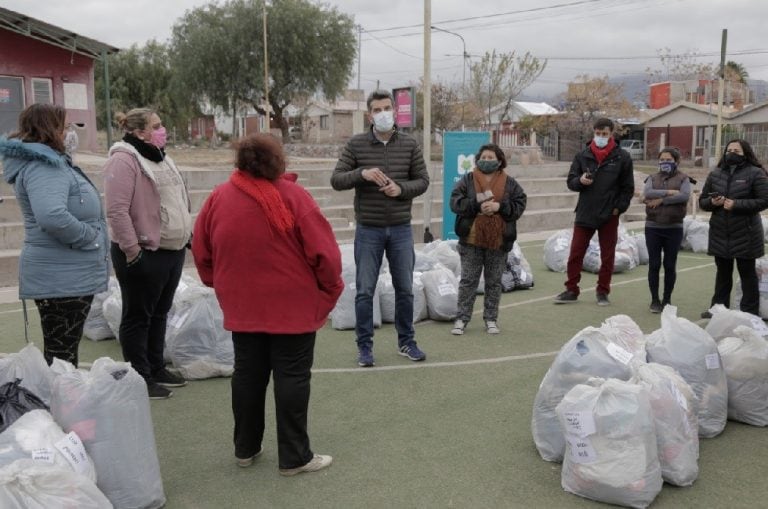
xmin=699 ymin=139 xmax=768 ymax=318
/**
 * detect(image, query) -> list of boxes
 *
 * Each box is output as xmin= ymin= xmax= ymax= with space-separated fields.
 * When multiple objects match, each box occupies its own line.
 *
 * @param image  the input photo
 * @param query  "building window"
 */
xmin=31 ymin=78 xmax=52 ymax=104
xmin=320 ymin=115 xmax=329 ymax=130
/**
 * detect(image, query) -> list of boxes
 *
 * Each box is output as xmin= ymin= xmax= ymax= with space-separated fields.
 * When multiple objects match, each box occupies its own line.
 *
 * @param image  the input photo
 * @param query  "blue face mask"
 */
xmin=477 ymin=160 xmax=500 ymax=174
xmin=659 ymin=161 xmax=677 ymax=173
xmin=593 ymin=136 xmax=609 ymax=148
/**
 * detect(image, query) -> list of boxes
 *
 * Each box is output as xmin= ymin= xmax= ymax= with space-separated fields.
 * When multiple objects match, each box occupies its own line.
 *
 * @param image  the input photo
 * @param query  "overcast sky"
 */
xmin=4 ymin=0 xmax=767 ymax=101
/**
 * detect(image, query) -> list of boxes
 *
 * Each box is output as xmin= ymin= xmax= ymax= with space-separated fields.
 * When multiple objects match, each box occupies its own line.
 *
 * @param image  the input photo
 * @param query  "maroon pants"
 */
xmin=565 ymin=214 xmax=619 ymax=296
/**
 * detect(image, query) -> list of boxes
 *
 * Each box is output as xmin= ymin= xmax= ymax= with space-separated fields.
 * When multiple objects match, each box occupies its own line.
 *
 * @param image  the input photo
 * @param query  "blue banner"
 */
xmin=442 ymin=131 xmax=491 ymax=240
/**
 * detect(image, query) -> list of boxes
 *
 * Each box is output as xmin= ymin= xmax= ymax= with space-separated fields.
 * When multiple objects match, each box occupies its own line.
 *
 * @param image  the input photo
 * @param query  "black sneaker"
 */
xmin=662 ymin=299 xmax=671 ymax=308
xmin=154 ymin=368 xmax=187 ymax=387
xmin=553 ymin=290 xmax=578 ymax=304
xmin=596 ymin=293 xmax=610 ymax=306
xmin=147 ymin=383 xmax=173 ymax=400
xmin=649 ymin=300 xmax=663 ymax=314
xmin=701 ymin=310 xmax=713 ymax=319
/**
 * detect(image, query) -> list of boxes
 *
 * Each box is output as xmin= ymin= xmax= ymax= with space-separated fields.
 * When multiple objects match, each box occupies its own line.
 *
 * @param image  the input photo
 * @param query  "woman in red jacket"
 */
xmin=192 ymin=134 xmax=343 ymax=476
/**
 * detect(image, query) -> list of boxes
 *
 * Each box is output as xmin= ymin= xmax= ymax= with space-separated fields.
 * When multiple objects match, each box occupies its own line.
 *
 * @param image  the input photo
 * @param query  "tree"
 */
xmin=95 ymin=40 xmax=194 ymax=136
xmin=723 ymin=61 xmax=749 ymax=83
xmin=170 ymin=0 xmax=357 ymax=142
xmin=467 ymin=50 xmax=547 ymax=127
xmin=646 ymin=48 xmax=713 ymax=82
xmin=556 ymin=75 xmax=637 ymax=142
xmin=413 ymin=79 xmax=464 ymax=133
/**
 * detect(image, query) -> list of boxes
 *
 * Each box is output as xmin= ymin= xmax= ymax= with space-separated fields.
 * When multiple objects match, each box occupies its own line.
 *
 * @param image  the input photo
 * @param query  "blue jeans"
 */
xmin=354 ymin=224 xmax=415 ymax=349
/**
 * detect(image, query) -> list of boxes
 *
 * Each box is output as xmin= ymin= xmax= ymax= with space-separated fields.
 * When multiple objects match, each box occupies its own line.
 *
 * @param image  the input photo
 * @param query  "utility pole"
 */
xmin=263 ymin=0 xmax=270 ymax=133
xmin=102 ymin=49 xmax=112 ymax=148
xmin=422 ymin=0 xmax=433 ymax=242
xmin=431 ymin=25 xmax=466 ymax=131
xmin=715 ymin=29 xmax=727 ymax=158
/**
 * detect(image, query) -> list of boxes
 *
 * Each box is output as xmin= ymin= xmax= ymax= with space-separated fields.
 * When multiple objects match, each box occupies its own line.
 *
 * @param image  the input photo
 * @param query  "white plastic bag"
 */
xmin=84 ymin=278 xmax=119 ymax=341
xmin=557 ymin=378 xmax=663 ymax=509
xmin=646 ymin=305 xmax=728 ymax=438
xmin=543 ymin=229 xmax=572 ymax=273
xmin=379 ymin=273 xmax=428 ymax=324
xmin=50 ymin=358 xmax=166 ymax=509
xmin=502 ymin=242 xmax=534 ymax=291
xmin=532 ymin=318 xmax=644 ymax=462
xmin=705 ymin=304 xmax=768 ymax=341
xmin=421 ymin=265 xmax=459 ymax=321
xmin=717 ymin=326 xmax=768 ymax=426
xmin=0 ymin=344 xmax=55 ymax=405
xmin=0 ymin=459 xmax=112 ymax=509
xmin=681 ymin=217 xmax=709 ymax=253
xmin=634 ymin=233 xmax=649 ymax=265
xmin=0 ymin=409 xmax=97 ymax=483
xmin=733 ymin=255 xmax=768 ymax=318
xmin=631 ymin=363 xmax=699 ymax=486
xmin=164 ymin=279 xmax=234 ymax=379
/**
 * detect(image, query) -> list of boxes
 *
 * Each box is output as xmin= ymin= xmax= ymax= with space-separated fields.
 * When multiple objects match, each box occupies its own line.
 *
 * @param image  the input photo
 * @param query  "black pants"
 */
xmin=712 ymin=256 xmax=760 ymax=316
xmin=645 ymin=226 xmax=684 ymax=302
xmin=111 ymin=243 xmax=185 ymax=383
xmin=231 ymin=331 xmax=315 ymax=469
xmin=34 ymin=296 xmax=94 ymax=367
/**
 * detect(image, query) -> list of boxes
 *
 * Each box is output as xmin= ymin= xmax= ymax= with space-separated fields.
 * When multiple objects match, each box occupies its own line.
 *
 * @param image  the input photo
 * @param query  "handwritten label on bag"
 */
xmin=31 ymin=448 xmax=55 ymax=464
xmin=519 ymin=269 xmax=528 ymax=282
xmin=704 ymin=353 xmax=720 ymax=370
xmin=563 ymin=411 xmax=596 ymax=438
xmin=54 ymin=432 xmax=89 ymax=475
xmin=437 ymin=283 xmax=457 ymax=296
xmin=605 ymin=343 xmax=633 ymax=365
xmin=567 ymin=436 xmax=597 ymax=464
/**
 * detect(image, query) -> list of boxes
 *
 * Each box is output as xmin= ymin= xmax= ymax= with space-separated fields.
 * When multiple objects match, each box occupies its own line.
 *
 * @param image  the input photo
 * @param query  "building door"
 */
xmin=0 ymin=76 xmax=25 ymax=135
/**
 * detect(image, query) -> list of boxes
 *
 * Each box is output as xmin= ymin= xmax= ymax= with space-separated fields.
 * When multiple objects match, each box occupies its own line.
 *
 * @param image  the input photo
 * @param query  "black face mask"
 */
xmin=724 ymin=152 xmax=746 ymax=167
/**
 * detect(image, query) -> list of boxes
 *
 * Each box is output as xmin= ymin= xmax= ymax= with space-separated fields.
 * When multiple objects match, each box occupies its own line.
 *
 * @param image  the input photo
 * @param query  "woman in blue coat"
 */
xmin=0 ymin=104 xmax=109 ymax=366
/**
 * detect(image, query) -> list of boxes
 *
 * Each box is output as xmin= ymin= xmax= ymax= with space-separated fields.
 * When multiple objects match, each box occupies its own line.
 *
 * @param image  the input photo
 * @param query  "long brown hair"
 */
xmin=11 ymin=103 xmax=67 ymax=153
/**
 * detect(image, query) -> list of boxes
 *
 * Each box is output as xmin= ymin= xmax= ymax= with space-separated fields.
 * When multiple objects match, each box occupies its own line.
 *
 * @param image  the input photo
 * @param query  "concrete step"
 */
xmin=524 ymin=193 xmax=577 ymax=211
xmin=514 ymin=177 xmax=568 ymax=195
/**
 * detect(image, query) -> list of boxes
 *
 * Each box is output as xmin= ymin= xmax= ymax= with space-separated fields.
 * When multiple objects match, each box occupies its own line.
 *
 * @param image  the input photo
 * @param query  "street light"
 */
xmin=431 ymin=25 xmax=468 ymax=131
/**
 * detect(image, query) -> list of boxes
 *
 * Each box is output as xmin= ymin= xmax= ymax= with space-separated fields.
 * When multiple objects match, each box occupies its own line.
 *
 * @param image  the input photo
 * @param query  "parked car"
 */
xmin=620 ymin=139 xmax=644 ymax=160
xmin=288 ymin=126 xmax=302 ymax=141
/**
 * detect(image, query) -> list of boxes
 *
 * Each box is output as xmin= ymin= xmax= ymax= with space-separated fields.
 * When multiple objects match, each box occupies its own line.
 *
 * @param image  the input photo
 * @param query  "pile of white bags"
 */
xmin=681 ymin=217 xmax=709 ymax=253
xmin=0 ymin=344 xmax=55 ymax=405
xmin=51 ymin=357 xmax=166 ymax=509
xmin=545 ymin=228 xmax=642 ymax=274
xmin=716 ymin=326 xmax=768 ymax=426
xmin=532 ymin=316 xmax=645 ymax=462
xmin=83 ymin=278 xmax=120 ymax=341
xmin=422 ymin=240 xmax=461 ymax=276
xmin=557 ymin=378 xmax=663 ymax=509
xmin=631 ymin=233 xmax=649 ymax=265
xmin=164 ymin=276 xmax=234 ymax=379
xmin=631 ymin=363 xmax=699 ymax=486
xmin=645 ymin=306 xmax=728 ymax=438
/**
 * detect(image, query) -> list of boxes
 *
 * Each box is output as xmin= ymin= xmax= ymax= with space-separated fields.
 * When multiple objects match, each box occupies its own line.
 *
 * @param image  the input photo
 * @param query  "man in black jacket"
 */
xmin=554 ymin=117 xmax=634 ymax=306
xmin=331 ymin=90 xmax=430 ymax=367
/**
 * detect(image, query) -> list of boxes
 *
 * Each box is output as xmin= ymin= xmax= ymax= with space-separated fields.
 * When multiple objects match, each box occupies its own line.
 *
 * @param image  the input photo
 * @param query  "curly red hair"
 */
xmin=233 ymin=134 xmax=286 ymax=180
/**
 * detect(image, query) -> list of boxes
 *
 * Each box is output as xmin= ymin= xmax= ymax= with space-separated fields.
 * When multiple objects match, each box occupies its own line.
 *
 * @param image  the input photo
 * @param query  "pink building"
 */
xmin=0 ymin=7 xmax=118 ymax=151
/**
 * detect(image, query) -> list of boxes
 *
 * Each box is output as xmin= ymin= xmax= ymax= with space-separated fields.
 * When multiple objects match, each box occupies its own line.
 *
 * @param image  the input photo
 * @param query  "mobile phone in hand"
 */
xmin=708 ymin=192 xmax=721 ymax=198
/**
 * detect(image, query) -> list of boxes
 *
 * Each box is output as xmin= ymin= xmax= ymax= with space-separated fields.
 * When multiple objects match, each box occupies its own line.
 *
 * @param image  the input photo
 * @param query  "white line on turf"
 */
xmin=313 ymin=351 xmax=560 ymax=373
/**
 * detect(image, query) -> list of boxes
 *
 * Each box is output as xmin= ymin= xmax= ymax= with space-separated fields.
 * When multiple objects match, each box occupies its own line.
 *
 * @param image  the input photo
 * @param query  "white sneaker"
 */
xmin=279 ymin=454 xmax=333 ymax=476
xmin=486 ymin=321 xmax=500 ymax=334
xmin=451 ymin=319 xmax=466 ymax=335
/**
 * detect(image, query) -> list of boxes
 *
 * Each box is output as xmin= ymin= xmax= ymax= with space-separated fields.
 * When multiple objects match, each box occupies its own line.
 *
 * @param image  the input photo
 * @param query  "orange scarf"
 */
xmin=230 ymin=170 xmax=295 ymax=234
xmin=470 ymin=171 xmax=506 ymax=250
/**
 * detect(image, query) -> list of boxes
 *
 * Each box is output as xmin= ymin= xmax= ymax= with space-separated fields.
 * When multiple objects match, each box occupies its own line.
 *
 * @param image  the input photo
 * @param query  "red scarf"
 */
xmin=230 ymin=170 xmax=295 ymax=234
xmin=589 ymin=136 xmax=616 ymax=165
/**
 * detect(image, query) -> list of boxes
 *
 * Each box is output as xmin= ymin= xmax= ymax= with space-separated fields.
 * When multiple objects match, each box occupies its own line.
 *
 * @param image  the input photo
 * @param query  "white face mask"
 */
xmin=372 ymin=110 xmax=395 ymax=132
xmin=593 ymin=135 xmax=609 ymax=148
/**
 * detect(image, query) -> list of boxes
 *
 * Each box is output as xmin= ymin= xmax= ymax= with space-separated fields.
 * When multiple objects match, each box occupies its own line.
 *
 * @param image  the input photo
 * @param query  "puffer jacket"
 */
xmin=330 ymin=128 xmax=430 ymax=226
xmin=0 ymin=138 xmax=109 ymax=299
xmin=450 ymin=171 xmax=527 ymax=252
xmin=567 ymin=142 xmax=635 ymax=228
xmin=699 ymin=162 xmax=768 ymax=259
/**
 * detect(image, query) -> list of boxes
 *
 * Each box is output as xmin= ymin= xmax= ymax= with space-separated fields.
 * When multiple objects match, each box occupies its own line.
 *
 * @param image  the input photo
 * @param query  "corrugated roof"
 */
xmin=0 ymin=6 xmax=119 ymax=60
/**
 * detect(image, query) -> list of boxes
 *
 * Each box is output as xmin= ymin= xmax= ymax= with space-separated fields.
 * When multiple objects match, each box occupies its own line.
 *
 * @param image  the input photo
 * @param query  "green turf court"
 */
xmin=0 ymin=237 xmax=766 ymax=508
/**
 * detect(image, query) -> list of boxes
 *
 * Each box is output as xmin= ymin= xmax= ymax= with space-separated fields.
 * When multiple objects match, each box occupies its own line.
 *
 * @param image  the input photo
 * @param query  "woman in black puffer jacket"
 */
xmin=699 ymin=139 xmax=768 ymax=318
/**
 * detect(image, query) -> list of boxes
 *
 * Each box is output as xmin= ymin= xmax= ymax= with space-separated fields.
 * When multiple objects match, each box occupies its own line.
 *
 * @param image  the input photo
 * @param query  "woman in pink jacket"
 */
xmin=192 ymin=133 xmax=343 ymax=476
xmin=103 ymin=108 xmax=192 ymax=400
